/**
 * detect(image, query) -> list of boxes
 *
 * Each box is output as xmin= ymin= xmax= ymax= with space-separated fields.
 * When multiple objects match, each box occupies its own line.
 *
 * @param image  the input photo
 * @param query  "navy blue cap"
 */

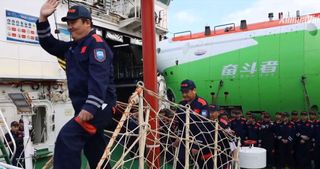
xmin=180 ymin=79 xmax=196 ymax=92
xmin=61 ymin=5 xmax=92 ymax=22
xmin=301 ymin=111 xmax=308 ymax=116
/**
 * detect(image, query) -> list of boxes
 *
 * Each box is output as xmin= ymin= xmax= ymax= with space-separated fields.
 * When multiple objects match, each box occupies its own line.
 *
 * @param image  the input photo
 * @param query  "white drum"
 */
xmin=239 ymin=147 xmax=266 ymax=169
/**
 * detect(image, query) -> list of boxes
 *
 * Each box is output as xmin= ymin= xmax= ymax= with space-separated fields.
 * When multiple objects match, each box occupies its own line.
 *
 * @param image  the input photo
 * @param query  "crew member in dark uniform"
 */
xmin=245 ymin=113 xmax=260 ymax=143
xmin=258 ymin=113 xmax=274 ymax=169
xmin=273 ymin=112 xmax=283 ymax=168
xmin=37 ymin=1 xmax=117 ymax=168
xmin=230 ymin=110 xmax=247 ymax=143
xmin=278 ymin=112 xmax=295 ymax=169
xmin=209 ymin=105 xmax=219 ymax=121
xmin=175 ymin=79 xmax=213 ymax=169
xmin=295 ymin=112 xmax=313 ymax=169
xmin=309 ymin=111 xmax=318 ymax=169
xmin=5 ymin=121 xmax=24 ymax=166
xmin=290 ymin=111 xmax=300 ymax=168
xmin=218 ymin=111 xmax=235 ymax=169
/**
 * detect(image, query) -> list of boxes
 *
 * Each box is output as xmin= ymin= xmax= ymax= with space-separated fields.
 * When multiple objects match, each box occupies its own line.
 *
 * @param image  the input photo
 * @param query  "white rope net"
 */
xmin=99 ymin=84 xmax=240 ymax=169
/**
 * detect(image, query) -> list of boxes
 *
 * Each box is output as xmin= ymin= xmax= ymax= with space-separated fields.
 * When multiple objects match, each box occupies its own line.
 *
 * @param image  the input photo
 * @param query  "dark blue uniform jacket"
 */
xmin=36 ymin=21 xmax=117 ymax=118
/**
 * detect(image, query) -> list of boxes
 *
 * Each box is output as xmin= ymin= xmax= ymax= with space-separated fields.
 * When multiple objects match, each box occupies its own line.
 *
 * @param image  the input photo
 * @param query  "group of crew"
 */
xmin=214 ymin=109 xmax=320 ymax=169
xmin=157 ymin=79 xmax=320 ymax=169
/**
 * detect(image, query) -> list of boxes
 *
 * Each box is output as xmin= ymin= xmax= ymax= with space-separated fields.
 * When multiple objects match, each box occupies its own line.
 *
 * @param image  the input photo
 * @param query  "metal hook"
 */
xmin=137 ymin=81 xmax=144 ymax=88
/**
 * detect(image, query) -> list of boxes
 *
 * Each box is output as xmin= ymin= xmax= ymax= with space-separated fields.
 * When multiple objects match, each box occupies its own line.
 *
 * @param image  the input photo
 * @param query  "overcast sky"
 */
xmin=167 ymin=0 xmax=320 ymax=37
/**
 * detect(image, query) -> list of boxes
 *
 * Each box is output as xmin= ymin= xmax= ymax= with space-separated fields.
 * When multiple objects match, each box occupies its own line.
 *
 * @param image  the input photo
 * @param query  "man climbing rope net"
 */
xmin=37 ymin=0 xmax=117 ymax=168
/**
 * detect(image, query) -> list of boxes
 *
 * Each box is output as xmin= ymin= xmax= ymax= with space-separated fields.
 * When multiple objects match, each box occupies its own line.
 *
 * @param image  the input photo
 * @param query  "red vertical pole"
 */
xmin=141 ymin=0 xmax=160 ymax=169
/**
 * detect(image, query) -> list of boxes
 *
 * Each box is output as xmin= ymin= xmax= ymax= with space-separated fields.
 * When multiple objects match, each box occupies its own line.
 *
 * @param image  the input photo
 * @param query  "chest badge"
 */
xmin=94 ymin=48 xmax=106 ymax=62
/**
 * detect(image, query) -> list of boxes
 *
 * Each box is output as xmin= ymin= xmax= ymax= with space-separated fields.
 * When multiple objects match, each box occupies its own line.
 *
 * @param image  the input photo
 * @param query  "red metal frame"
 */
xmin=141 ymin=0 xmax=160 ymax=168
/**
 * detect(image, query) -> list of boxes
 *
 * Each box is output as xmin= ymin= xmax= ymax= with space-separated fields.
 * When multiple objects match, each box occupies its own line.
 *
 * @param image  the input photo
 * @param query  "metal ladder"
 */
xmin=0 ymin=109 xmax=17 ymax=164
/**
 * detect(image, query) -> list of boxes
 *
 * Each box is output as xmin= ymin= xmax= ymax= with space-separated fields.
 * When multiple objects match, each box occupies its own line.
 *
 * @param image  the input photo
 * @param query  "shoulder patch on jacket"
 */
xmin=94 ymin=48 xmax=106 ymax=62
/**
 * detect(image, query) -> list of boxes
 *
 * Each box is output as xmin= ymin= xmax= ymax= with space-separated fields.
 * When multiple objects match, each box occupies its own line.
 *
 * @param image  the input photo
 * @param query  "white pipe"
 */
xmin=134 ymin=0 xmax=137 ymax=18
xmin=0 ymin=110 xmax=17 ymax=162
xmin=22 ymin=115 xmax=33 ymax=169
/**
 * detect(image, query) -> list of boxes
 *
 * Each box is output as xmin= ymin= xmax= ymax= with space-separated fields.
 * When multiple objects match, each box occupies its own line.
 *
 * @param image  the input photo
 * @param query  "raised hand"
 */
xmin=39 ymin=0 xmax=60 ymax=22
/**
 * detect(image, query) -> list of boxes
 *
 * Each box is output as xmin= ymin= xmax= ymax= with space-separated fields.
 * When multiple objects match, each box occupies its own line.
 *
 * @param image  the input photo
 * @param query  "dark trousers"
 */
xmin=265 ymin=148 xmax=274 ymax=169
xmin=278 ymin=142 xmax=294 ymax=169
xmin=315 ymin=145 xmax=320 ymax=169
xmin=295 ymin=142 xmax=311 ymax=169
xmin=54 ymin=105 xmax=114 ymax=169
xmin=53 ymin=119 xmax=111 ymax=169
xmin=176 ymin=145 xmax=200 ymax=169
xmin=11 ymin=148 xmax=23 ymax=167
xmin=176 ymin=145 xmax=186 ymax=169
xmin=261 ymin=143 xmax=274 ymax=168
xmin=274 ymin=140 xmax=280 ymax=168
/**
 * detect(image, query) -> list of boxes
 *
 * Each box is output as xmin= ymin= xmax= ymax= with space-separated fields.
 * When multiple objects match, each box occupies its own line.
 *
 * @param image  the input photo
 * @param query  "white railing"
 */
xmin=0 ymin=110 xmax=17 ymax=162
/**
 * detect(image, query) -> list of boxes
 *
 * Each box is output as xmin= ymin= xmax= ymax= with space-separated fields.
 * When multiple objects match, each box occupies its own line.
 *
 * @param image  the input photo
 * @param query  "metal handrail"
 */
xmin=214 ymin=23 xmax=236 ymax=34
xmin=173 ymin=31 xmax=192 ymax=38
xmin=0 ymin=110 xmax=17 ymax=162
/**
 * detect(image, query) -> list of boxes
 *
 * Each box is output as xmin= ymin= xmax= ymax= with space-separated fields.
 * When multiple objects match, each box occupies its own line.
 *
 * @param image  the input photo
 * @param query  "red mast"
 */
xmin=141 ymin=0 xmax=160 ymax=168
